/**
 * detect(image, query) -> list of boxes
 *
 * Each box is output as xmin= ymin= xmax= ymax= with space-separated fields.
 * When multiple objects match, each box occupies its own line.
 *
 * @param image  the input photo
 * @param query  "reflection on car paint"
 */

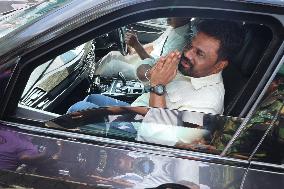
xmin=0 ymin=123 xmax=246 ymax=188
xmin=0 ymin=0 xmax=71 ymax=39
xmin=46 ymin=107 xmax=243 ymax=156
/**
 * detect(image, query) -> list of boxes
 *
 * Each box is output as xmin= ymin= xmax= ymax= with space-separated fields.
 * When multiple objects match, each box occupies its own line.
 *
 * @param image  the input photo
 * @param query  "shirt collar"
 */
xmin=177 ymin=72 xmax=223 ymax=90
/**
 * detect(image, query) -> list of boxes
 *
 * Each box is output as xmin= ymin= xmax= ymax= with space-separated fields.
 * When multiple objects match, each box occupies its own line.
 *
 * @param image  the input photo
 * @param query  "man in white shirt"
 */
xmin=133 ymin=71 xmax=224 ymax=114
xmin=134 ymin=19 xmax=244 ymax=115
xmin=133 ymin=19 xmax=244 ymax=150
xmin=94 ymin=17 xmax=191 ymax=79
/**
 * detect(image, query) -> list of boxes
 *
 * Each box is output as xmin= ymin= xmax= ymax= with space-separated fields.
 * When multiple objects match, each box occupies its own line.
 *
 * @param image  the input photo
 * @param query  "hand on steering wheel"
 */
xmin=125 ymin=29 xmax=139 ymax=46
xmin=116 ymin=27 xmax=128 ymax=56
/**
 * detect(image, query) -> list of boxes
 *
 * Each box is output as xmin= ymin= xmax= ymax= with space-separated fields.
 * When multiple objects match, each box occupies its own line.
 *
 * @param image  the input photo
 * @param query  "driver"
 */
xmin=94 ymin=17 xmax=191 ymax=79
xmin=68 ymin=19 xmax=244 ymax=115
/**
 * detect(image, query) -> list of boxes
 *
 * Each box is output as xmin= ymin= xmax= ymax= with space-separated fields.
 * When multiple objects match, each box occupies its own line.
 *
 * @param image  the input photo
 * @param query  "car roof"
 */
xmin=237 ymin=0 xmax=284 ymax=7
xmin=0 ymin=0 xmax=283 ymax=66
xmin=0 ymin=0 xmax=105 ymax=61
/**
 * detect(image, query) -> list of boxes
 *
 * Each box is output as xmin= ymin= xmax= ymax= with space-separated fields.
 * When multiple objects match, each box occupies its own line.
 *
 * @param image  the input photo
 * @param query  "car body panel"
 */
xmin=0 ymin=120 xmax=247 ymax=189
xmin=243 ymin=162 xmax=284 ymax=189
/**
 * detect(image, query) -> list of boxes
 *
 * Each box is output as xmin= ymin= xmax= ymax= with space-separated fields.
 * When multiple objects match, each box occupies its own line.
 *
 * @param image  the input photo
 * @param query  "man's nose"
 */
xmin=184 ymin=49 xmax=194 ymax=62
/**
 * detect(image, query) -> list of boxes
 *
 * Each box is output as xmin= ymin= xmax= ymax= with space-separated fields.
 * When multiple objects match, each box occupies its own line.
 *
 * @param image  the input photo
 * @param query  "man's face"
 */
xmin=178 ymin=32 xmax=226 ymax=78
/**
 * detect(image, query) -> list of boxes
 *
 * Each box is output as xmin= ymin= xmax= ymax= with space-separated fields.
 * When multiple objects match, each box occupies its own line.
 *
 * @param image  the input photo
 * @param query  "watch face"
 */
xmin=156 ymin=85 xmax=164 ymax=94
xmin=150 ymin=84 xmax=165 ymax=95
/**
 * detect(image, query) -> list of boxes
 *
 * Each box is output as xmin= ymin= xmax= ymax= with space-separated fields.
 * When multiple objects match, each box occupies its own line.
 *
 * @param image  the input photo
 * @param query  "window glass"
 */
xmin=46 ymin=106 xmax=243 ymax=155
xmin=225 ymin=63 xmax=284 ymax=163
xmin=20 ymin=43 xmax=89 ymax=113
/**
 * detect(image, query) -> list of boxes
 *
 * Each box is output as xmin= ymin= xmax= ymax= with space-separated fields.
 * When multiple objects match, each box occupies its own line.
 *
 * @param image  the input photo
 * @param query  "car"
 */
xmin=0 ymin=0 xmax=283 ymax=188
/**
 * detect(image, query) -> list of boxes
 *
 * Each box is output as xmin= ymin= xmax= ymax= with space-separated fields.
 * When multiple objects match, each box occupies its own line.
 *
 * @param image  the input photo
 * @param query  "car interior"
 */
xmin=17 ymin=17 xmax=274 ymax=119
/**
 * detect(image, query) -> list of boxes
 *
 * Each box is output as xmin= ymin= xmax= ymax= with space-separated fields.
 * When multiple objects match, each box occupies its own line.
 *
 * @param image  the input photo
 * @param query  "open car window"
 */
xmin=17 ymin=17 xmax=274 ymax=117
xmin=18 ymin=18 xmax=172 ymax=115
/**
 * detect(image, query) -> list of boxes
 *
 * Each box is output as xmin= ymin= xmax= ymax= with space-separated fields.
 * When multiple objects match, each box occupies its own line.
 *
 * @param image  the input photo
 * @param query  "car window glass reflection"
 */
xmin=46 ymin=107 xmax=242 ymax=155
xmin=16 ymin=16 xmax=272 ymax=162
xmin=231 ymin=64 xmax=284 ymax=164
xmin=0 ymin=125 xmax=58 ymax=172
xmin=3 ymin=124 xmax=229 ymax=188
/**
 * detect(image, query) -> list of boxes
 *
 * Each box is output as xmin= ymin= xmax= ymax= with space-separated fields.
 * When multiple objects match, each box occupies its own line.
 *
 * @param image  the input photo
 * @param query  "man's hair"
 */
xmin=194 ymin=19 xmax=245 ymax=62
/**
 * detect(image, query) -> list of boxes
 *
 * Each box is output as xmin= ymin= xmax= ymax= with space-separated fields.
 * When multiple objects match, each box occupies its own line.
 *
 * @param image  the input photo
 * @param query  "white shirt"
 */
xmin=137 ymin=24 xmax=191 ymax=69
xmin=151 ymin=24 xmax=191 ymax=58
xmin=131 ymin=72 xmax=225 ymax=115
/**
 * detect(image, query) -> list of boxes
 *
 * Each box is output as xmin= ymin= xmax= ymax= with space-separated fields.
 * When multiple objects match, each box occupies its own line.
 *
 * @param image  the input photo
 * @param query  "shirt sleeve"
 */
xmin=150 ymin=28 xmax=171 ymax=58
xmin=131 ymin=93 xmax=150 ymax=107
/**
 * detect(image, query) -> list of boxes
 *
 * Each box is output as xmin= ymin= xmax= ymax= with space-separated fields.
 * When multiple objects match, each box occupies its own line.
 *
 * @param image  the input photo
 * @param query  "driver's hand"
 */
xmin=125 ymin=28 xmax=139 ymax=48
xmin=127 ymin=46 xmax=135 ymax=55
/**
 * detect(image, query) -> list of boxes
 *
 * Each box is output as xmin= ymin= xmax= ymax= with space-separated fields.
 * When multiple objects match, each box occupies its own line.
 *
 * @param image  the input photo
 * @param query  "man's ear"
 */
xmin=213 ymin=60 xmax=228 ymax=74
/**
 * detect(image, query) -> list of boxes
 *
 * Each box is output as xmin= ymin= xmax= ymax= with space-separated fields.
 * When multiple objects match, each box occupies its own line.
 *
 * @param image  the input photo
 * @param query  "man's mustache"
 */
xmin=179 ymin=55 xmax=194 ymax=68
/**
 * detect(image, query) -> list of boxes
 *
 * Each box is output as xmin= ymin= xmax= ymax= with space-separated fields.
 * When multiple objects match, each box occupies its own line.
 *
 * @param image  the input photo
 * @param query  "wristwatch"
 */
xmin=150 ymin=84 xmax=166 ymax=96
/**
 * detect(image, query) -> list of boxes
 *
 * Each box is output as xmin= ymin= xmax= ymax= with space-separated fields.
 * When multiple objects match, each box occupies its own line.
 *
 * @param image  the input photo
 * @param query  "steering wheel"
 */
xmin=115 ymin=27 xmax=128 ymax=56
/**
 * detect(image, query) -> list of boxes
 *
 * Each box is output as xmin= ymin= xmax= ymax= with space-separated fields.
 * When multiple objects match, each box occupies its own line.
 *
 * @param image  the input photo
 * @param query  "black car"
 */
xmin=0 ymin=0 xmax=284 ymax=188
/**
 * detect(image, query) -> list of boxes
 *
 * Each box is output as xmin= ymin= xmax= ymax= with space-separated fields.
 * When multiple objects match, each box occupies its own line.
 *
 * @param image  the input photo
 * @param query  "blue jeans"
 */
xmin=67 ymin=94 xmax=129 ymax=113
xmin=67 ymin=94 xmax=136 ymax=135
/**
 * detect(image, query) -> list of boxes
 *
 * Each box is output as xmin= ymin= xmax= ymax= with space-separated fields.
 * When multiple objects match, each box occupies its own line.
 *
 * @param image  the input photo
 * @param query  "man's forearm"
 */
xmin=132 ymin=43 xmax=152 ymax=60
xmin=149 ymin=93 xmax=166 ymax=108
